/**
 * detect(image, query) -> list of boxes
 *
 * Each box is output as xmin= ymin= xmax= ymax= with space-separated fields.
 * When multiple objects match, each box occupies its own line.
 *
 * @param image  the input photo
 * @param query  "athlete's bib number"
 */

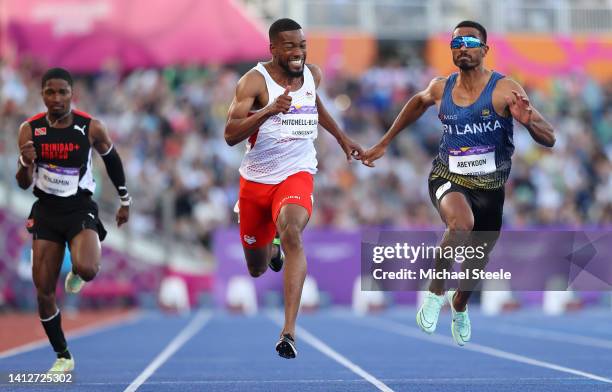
xmin=36 ymin=163 xmax=80 ymax=197
xmin=277 ymin=100 xmax=318 ymax=139
xmin=278 ymin=115 xmax=318 ymax=139
xmin=448 ymin=146 xmax=496 ymax=175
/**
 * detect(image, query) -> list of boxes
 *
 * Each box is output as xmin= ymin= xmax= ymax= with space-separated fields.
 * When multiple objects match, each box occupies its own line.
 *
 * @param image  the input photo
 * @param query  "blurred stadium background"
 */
xmin=0 ymin=0 xmax=611 ymax=345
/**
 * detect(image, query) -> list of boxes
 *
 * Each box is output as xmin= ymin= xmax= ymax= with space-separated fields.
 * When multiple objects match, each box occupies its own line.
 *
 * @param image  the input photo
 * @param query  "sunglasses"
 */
xmin=450 ymin=36 xmax=485 ymax=49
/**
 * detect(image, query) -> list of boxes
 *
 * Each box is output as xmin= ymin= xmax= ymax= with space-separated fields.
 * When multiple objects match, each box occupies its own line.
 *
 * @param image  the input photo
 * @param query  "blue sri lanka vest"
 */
xmin=431 ymin=71 xmax=514 ymax=190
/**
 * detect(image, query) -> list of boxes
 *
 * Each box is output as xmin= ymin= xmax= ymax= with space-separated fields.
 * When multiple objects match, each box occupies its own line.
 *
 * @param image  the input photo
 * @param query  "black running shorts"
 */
xmin=428 ymin=174 xmax=505 ymax=231
xmin=26 ymin=196 xmax=107 ymax=244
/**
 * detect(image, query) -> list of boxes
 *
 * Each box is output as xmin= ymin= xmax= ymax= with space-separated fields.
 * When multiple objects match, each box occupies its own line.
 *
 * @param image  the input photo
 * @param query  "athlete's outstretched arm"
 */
xmin=225 ymin=71 xmax=292 ymax=146
xmin=315 ymin=95 xmax=363 ymax=161
xmin=90 ymin=119 xmax=130 ymax=227
xmin=16 ymin=122 xmax=35 ymax=189
xmin=307 ymin=64 xmax=363 ymax=161
xmin=362 ymin=77 xmax=445 ymax=167
xmin=502 ymin=80 xmax=555 ymax=147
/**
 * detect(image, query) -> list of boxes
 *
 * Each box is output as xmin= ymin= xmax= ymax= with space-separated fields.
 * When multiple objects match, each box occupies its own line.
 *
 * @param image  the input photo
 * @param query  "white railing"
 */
xmin=241 ymin=0 xmax=612 ymax=37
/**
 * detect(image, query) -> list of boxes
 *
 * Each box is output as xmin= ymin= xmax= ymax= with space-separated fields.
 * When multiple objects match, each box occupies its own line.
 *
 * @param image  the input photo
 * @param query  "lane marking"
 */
xmin=337 ymin=314 xmax=612 ymax=384
xmin=487 ymin=324 xmax=612 ymax=350
xmin=268 ymin=312 xmax=394 ymax=392
xmin=123 ymin=311 xmax=211 ymax=392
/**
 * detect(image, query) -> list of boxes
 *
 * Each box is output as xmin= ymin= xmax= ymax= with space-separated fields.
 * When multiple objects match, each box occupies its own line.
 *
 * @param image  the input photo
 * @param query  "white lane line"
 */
xmin=268 ymin=312 xmax=394 ymax=392
xmin=123 ymin=311 xmax=211 ymax=392
xmin=390 ymin=311 xmax=612 ymax=350
xmin=0 ymin=311 xmax=143 ymax=359
xmin=487 ymin=324 xmax=612 ymax=350
xmin=337 ymin=314 xmax=612 ymax=384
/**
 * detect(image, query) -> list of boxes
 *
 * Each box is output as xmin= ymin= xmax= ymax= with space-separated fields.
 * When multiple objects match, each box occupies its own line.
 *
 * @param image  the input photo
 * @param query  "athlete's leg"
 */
xmin=63 ymin=200 xmax=107 ymax=293
xmin=33 ymin=240 xmax=64 ymax=319
xmin=69 ymin=229 xmax=101 ymax=282
xmin=243 ymin=245 xmax=274 ymax=277
xmin=430 ymin=191 xmax=476 ymax=345
xmin=275 ymin=204 xmax=309 ymax=338
xmin=237 ymin=176 xmax=278 ymax=277
xmin=453 ymin=231 xmax=501 ymax=311
xmin=454 ymin=188 xmax=504 ymax=311
xmin=417 ymin=179 xmax=472 ymax=334
xmin=32 ymin=239 xmax=71 ymax=359
xmin=429 ymin=191 xmax=474 ymax=295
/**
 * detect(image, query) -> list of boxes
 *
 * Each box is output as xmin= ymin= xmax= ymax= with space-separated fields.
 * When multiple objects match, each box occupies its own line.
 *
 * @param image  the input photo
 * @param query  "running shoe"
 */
xmin=269 ymin=237 xmax=284 ymax=272
xmin=65 ymin=271 xmax=85 ymax=294
xmin=275 ymin=333 xmax=297 ymax=359
xmin=416 ymin=291 xmax=446 ymax=334
xmin=447 ymin=289 xmax=471 ymax=346
xmin=48 ymin=356 xmax=74 ymax=373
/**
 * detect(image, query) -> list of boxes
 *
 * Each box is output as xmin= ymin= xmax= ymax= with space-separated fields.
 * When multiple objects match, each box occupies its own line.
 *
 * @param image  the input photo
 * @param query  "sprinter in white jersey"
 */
xmin=225 ymin=18 xmax=363 ymax=359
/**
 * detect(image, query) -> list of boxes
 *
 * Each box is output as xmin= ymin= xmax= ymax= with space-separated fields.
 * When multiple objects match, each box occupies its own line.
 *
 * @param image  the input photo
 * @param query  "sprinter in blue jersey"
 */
xmin=362 ymin=21 xmax=555 ymax=346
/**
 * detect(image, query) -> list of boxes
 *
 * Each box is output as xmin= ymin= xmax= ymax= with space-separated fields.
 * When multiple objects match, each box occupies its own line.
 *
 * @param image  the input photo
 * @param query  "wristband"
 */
xmin=120 ymin=195 xmax=132 ymax=207
xmin=19 ymin=155 xmax=30 ymax=168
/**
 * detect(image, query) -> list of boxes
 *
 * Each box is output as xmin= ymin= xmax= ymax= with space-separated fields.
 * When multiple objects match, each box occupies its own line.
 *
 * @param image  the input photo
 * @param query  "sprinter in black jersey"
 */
xmin=362 ymin=21 xmax=555 ymax=346
xmin=15 ymin=68 xmax=131 ymax=372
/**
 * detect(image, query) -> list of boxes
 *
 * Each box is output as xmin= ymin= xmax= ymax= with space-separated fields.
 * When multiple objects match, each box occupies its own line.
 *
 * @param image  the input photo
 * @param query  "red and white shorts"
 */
xmin=237 ymin=171 xmax=313 ymax=249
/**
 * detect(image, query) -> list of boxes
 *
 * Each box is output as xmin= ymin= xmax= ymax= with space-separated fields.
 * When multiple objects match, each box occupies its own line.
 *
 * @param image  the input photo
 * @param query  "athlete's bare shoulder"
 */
xmin=87 ymin=117 xmax=111 ymax=146
xmin=493 ymin=76 xmax=529 ymax=107
xmin=426 ymin=76 xmax=447 ymax=100
xmin=89 ymin=117 xmax=105 ymax=132
xmin=495 ymin=76 xmax=524 ymax=93
xmin=430 ymin=76 xmax=447 ymax=88
xmin=236 ymin=68 xmax=267 ymax=98
xmin=306 ymin=63 xmax=322 ymax=86
xmin=18 ymin=121 xmax=33 ymax=145
xmin=305 ymin=63 xmax=321 ymax=74
xmin=19 ymin=121 xmax=32 ymax=132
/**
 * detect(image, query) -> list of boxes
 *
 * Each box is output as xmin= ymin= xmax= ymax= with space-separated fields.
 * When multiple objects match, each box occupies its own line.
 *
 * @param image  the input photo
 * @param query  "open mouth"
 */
xmin=289 ymin=59 xmax=303 ymax=68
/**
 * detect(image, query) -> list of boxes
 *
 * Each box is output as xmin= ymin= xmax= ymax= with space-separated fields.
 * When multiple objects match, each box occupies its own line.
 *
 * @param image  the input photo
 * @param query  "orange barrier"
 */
xmin=307 ymin=32 xmax=377 ymax=79
xmin=427 ymin=33 xmax=612 ymax=89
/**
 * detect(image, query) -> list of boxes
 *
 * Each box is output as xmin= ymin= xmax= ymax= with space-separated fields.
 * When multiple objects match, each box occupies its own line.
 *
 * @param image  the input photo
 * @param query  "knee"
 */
xmin=446 ymin=214 xmax=474 ymax=233
xmin=75 ymin=263 xmax=99 ymax=282
xmin=279 ymin=224 xmax=303 ymax=252
xmin=36 ymin=290 xmax=55 ymax=307
xmin=247 ymin=265 xmax=267 ymax=278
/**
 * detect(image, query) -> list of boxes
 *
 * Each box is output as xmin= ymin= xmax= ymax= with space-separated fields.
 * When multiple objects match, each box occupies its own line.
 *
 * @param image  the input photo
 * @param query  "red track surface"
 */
xmin=0 ymin=308 xmax=137 ymax=353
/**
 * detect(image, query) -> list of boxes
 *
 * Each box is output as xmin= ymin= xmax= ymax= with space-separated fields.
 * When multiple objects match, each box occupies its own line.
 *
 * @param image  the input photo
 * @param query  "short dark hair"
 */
xmin=269 ymin=18 xmax=302 ymax=42
xmin=454 ymin=20 xmax=487 ymax=44
xmin=41 ymin=67 xmax=73 ymax=89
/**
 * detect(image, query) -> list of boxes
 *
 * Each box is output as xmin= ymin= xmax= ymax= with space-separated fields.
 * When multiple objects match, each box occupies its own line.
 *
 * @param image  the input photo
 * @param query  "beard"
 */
xmin=454 ymin=56 xmax=478 ymax=70
xmin=280 ymin=60 xmax=305 ymax=78
xmin=458 ymin=63 xmax=476 ymax=70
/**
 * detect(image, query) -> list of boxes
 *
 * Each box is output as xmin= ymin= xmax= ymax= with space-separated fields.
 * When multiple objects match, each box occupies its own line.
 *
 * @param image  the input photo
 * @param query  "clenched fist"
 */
xmin=267 ymin=86 xmax=293 ymax=115
xmin=116 ymin=205 xmax=129 ymax=227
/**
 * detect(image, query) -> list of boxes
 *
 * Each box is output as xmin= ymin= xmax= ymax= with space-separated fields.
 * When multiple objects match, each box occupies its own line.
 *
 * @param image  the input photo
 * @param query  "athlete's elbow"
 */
xmin=542 ymin=133 xmax=555 ymax=148
xmin=224 ymin=132 xmax=238 ymax=146
xmin=412 ymin=93 xmax=432 ymax=113
xmin=16 ymin=177 xmax=31 ymax=190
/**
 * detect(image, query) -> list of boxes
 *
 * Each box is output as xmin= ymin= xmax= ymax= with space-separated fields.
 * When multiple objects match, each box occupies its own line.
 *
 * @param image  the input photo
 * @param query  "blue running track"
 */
xmin=1 ymin=308 xmax=611 ymax=391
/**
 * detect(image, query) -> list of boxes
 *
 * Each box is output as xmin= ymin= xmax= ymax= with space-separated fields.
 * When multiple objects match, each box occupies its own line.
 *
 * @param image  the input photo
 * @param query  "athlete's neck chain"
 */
xmin=46 ymin=110 xmax=72 ymax=127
